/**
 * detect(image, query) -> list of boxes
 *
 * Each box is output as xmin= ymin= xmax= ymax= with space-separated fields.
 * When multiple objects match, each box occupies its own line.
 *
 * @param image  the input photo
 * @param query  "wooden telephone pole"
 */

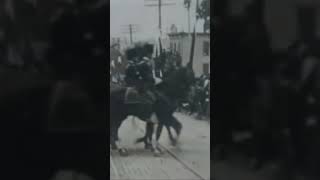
xmin=144 ymin=0 xmax=176 ymax=36
xmin=121 ymin=24 xmax=139 ymax=44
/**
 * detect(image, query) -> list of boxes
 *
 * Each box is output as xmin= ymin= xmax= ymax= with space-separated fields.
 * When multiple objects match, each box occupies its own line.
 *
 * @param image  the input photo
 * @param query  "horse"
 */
xmin=110 ymin=86 xmax=158 ymax=154
xmin=135 ymin=89 xmax=183 ymax=148
xmin=134 ymin=66 xmax=195 ymax=149
xmin=110 ymin=65 xmax=194 ymax=156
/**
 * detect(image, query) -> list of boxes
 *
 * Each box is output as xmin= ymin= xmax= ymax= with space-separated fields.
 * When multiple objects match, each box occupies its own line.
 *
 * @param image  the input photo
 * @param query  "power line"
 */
xmin=121 ymin=24 xmax=140 ymax=44
xmin=144 ymin=0 xmax=176 ymax=36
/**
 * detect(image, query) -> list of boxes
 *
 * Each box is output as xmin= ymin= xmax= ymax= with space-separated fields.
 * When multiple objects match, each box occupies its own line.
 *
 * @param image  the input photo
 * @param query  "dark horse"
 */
xmin=110 ymin=66 xmax=194 ymax=155
xmin=135 ymin=67 xmax=195 ymax=148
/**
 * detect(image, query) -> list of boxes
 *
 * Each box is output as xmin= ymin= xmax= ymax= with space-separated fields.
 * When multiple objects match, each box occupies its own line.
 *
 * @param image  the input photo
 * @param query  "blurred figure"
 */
xmin=124 ymin=44 xmax=156 ymax=106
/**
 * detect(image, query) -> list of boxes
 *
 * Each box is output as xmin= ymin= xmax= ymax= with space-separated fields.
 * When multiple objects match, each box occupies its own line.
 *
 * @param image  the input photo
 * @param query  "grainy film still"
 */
xmin=110 ymin=0 xmax=211 ymax=179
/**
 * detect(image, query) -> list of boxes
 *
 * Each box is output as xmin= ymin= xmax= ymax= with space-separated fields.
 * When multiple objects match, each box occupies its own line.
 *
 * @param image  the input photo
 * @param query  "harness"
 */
xmin=124 ymin=87 xmax=156 ymax=105
xmin=124 ymin=87 xmax=141 ymax=104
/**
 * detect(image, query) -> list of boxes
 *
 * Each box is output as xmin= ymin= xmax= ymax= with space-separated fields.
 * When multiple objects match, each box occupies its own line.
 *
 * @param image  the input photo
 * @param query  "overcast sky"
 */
xmin=110 ymin=0 xmax=204 ymax=42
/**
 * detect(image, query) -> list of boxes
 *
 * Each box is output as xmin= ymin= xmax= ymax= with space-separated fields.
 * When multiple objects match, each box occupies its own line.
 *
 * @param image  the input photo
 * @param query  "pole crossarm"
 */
xmin=121 ymin=24 xmax=140 ymax=44
xmin=144 ymin=0 xmax=176 ymax=36
xmin=145 ymin=3 xmax=176 ymax=6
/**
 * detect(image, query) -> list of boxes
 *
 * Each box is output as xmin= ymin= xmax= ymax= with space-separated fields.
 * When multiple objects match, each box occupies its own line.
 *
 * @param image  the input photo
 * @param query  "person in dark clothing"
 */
xmin=124 ymin=44 xmax=156 ymax=105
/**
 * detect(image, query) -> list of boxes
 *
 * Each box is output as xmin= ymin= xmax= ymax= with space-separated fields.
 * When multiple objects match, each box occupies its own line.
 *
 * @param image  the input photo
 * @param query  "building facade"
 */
xmin=167 ymin=32 xmax=210 ymax=77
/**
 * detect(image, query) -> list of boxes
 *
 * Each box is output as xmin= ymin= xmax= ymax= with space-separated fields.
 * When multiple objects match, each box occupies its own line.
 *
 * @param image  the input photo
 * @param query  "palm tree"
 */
xmin=196 ymin=0 xmax=210 ymax=33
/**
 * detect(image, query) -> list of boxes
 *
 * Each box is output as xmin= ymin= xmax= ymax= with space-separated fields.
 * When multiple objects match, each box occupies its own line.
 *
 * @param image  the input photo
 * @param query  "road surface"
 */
xmin=110 ymin=112 xmax=211 ymax=180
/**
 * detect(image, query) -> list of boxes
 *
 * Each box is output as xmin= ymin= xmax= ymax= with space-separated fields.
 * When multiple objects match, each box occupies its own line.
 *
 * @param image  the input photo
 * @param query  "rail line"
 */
xmin=136 ymin=125 xmax=207 ymax=180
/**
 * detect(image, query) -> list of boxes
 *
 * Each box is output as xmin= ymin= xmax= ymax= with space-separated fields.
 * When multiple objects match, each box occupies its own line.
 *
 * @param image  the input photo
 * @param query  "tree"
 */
xmin=196 ymin=0 xmax=210 ymax=33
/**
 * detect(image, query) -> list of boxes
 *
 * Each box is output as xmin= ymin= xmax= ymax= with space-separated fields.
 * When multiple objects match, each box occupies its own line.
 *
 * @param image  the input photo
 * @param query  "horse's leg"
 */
xmin=112 ymin=120 xmax=129 ymax=156
xmin=135 ymin=122 xmax=153 ymax=149
xmin=147 ymin=115 xmax=162 ymax=156
xmin=110 ymin=127 xmax=118 ymax=150
xmin=151 ymin=123 xmax=163 ymax=156
xmin=171 ymin=116 xmax=182 ymax=137
xmin=166 ymin=125 xmax=176 ymax=146
xmin=156 ymin=124 xmax=164 ymax=141
xmin=145 ymin=122 xmax=154 ymax=150
xmin=155 ymin=115 xmax=182 ymax=147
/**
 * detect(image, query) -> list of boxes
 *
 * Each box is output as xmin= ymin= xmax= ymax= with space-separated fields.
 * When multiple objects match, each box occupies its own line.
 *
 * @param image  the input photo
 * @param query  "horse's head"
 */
xmin=162 ymin=66 xmax=195 ymax=100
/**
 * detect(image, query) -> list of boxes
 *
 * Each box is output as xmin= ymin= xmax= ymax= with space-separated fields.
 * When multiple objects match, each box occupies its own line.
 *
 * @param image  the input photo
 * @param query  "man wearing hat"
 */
xmin=124 ymin=44 xmax=157 ymax=105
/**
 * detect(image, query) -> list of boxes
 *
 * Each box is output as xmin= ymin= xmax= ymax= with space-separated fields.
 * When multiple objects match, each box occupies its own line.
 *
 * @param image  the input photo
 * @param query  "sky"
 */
xmin=110 ymin=0 xmax=204 ymax=42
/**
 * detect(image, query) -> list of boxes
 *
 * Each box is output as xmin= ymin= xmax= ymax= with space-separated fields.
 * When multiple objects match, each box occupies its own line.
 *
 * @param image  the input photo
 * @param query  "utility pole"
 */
xmin=188 ymin=7 xmax=190 ymax=33
xmin=184 ymin=0 xmax=191 ymax=34
xmin=144 ymin=0 xmax=176 ymax=36
xmin=121 ymin=24 xmax=139 ymax=44
xmin=129 ymin=24 xmax=133 ymax=44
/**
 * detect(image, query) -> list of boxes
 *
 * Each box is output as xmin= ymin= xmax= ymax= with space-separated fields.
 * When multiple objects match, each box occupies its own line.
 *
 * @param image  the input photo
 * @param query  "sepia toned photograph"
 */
xmin=110 ymin=0 xmax=211 ymax=179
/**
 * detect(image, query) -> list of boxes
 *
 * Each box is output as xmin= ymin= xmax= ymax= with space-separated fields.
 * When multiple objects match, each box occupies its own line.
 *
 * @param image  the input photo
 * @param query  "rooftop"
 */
xmin=167 ymin=32 xmax=210 ymax=38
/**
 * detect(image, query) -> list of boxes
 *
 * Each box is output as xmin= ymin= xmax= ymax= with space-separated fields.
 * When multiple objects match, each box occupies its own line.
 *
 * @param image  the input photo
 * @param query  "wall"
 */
xmin=169 ymin=33 xmax=210 ymax=77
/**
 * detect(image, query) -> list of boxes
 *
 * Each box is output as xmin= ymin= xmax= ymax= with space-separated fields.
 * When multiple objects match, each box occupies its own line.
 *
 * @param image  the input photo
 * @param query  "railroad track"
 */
xmin=137 ymin=127 xmax=207 ymax=180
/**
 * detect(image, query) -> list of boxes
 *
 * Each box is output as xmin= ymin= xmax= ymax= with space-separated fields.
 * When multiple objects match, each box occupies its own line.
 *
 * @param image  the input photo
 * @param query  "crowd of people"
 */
xmin=178 ymin=74 xmax=210 ymax=119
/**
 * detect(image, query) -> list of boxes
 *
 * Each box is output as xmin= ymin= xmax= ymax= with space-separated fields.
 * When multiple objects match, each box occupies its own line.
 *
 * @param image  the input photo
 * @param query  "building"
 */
xmin=167 ymin=32 xmax=210 ymax=77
